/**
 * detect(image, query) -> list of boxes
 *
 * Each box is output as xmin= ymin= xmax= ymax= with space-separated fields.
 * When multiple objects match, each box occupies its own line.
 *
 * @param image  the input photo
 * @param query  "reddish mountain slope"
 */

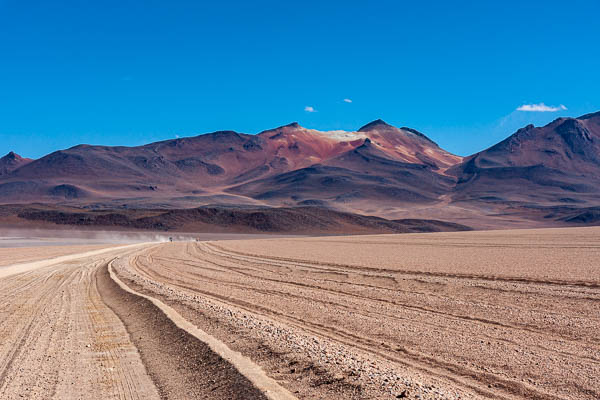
xmin=226 ymin=120 xmax=460 ymax=208
xmin=0 ymin=120 xmax=459 ymax=208
xmin=355 ymin=120 xmax=459 ymax=169
xmin=255 ymin=120 xmax=460 ymax=171
xmin=228 ymin=136 xmax=456 ymax=207
xmin=2 ymin=112 xmax=600 ymax=229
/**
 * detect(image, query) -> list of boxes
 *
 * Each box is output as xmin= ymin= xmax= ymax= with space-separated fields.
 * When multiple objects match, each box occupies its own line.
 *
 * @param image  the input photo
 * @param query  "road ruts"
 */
xmin=0 ymin=247 xmax=161 ymax=400
xmin=115 ymin=235 xmax=600 ymax=400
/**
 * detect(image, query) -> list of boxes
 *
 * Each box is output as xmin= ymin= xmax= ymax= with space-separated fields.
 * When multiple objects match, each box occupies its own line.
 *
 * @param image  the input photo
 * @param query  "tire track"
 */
xmin=198 ymin=243 xmax=600 ymax=340
xmin=148 ymin=244 xmax=600 ymax=357
xmin=0 ymin=247 xmax=161 ymax=400
xmin=207 ymin=243 xmax=600 ymax=289
xmin=119 ymin=241 xmax=600 ymax=400
xmin=126 ymin=254 xmax=560 ymax=400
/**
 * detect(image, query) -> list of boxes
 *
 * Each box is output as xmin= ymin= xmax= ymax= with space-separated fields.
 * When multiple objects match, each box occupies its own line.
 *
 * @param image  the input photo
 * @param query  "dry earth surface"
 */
xmin=0 ymin=227 xmax=599 ymax=399
xmin=0 ymin=244 xmax=117 ymax=266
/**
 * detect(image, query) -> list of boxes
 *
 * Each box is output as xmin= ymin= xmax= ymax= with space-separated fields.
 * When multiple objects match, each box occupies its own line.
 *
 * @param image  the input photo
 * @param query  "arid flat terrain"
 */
xmin=0 ymin=243 xmax=117 ymax=266
xmin=0 ymin=227 xmax=598 ymax=399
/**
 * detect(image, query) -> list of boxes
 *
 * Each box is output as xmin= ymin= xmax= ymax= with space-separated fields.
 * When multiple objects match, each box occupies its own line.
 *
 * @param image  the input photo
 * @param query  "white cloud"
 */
xmin=343 ymin=98 xmax=352 ymax=103
xmin=304 ymin=106 xmax=316 ymax=112
xmin=516 ymin=103 xmax=567 ymax=112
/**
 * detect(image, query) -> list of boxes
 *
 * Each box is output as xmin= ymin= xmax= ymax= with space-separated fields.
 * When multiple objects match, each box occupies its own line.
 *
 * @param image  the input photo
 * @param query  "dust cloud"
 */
xmin=0 ymin=228 xmax=191 ymax=247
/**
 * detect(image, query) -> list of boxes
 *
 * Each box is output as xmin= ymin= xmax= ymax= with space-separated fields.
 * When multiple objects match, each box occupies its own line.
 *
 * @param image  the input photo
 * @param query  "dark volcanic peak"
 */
xmin=510 ymin=123 xmax=536 ymax=139
xmin=206 ymin=130 xmax=243 ymax=138
xmin=578 ymin=110 xmax=600 ymax=120
xmin=1 ymin=151 xmax=31 ymax=163
xmin=268 ymin=121 xmax=301 ymax=130
xmin=3 ymin=151 xmax=21 ymax=160
xmin=400 ymin=127 xmax=438 ymax=146
xmin=68 ymin=144 xmax=96 ymax=151
xmin=450 ymin=108 xmax=600 ymax=208
xmin=358 ymin=119 xmax=393 ymax=132
xmin=258 ymin=122 xmax=302 ymax=135
xmin=0 ymin=151 xmax=33 ymax=175
xmin=502 ymin=114 xmax=599 ymax=149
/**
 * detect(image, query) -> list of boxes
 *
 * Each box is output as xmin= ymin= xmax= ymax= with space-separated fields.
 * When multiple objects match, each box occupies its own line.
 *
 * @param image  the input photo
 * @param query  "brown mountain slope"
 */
xmin=0 ymin=152 xmax=32 ymax=176
xmin=227 ymin=137 xmax=456 ymax=208
xmin=2 ymin=112 xmax=600 ymax=229
xmin=0 ymin=120 xmax=459 ymax=208
xmin=8 ymin=205 xmax=471 ymax=234
xmin=449 ymin=111 xmax=600 ymax=207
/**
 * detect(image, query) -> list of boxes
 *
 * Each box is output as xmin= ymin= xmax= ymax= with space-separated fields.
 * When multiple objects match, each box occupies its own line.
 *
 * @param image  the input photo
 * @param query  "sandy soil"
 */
xmin=2 ymin=226 xmax=599 ymax=399
xmin=0 ymin=245 xmax=160 ymax=399
xmin=111 ymin=226 xmax=600 ymax=399
xmin=218 ymin=227 xmax=600 ymax=282
xmin=0 ymin=244 xmax=118 ymax=267
xmin=0 ymin=244 xmax=270 ymax=399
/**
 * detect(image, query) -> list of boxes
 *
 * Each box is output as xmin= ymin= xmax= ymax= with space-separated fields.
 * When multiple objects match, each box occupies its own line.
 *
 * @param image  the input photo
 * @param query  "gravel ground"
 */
xmin=111 ymin=226 xmax=600 ymax=399
xmin=2 ymin=226 xmax=599 ymax=399
xmin=0 ymin=246 xmax=160 ymax=400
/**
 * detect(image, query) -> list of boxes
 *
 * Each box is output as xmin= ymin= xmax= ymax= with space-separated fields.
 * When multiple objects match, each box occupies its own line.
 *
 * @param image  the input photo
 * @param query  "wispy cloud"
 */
xmin=517 ymin=103 xmax=567 ymax=112
xmin=304 ymin=106 xmax=316 ymax=112
xmin=343 ymin=98 xmax=352 ymax=103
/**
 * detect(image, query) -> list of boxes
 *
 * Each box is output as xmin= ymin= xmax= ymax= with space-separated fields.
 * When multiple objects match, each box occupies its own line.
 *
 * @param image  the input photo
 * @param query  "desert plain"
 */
xmin=0 ymin=227 xmax=598 ymax=400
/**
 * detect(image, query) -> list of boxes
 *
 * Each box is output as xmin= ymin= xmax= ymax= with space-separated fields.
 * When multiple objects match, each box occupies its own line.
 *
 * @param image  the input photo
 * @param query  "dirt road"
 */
xmin=0 ymin=244 xmax=118 ymax=267
xmin=0 ymin=245 xmax=160 ymax=399
xmin=0 ymin=244 xmax=270 ymax=400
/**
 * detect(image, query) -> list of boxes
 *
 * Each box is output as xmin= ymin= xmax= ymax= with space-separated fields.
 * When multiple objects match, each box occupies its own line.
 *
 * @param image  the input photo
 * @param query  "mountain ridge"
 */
xmin=0 ymin=152 xmax=33 ymax=176
xmin=2 ymin=112 xmax=600 ymax=229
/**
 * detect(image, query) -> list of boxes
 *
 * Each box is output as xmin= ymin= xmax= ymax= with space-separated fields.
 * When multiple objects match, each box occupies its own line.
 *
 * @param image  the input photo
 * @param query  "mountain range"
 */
xmin=2 ymin=111 xmax=600 ymax=229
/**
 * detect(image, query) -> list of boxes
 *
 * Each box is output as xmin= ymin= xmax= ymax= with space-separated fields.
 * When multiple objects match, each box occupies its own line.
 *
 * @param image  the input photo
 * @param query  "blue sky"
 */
xmin=1 ymin=0 xmax=599 ymax=158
